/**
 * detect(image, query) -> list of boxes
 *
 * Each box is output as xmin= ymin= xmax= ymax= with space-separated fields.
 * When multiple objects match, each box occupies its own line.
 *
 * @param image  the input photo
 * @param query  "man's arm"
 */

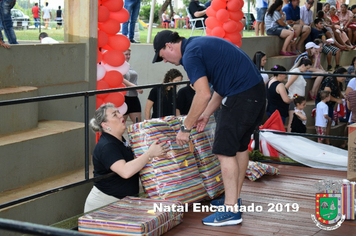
xmin=0 ymin=39 xmax=10 ymax=49
xmin=183 ymin=76 xmax=211 ymax=129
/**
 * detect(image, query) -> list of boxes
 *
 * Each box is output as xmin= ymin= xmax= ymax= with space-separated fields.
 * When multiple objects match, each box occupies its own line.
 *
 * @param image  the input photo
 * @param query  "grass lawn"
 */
xmin=14 ymin=27 xmax=256 ymax=43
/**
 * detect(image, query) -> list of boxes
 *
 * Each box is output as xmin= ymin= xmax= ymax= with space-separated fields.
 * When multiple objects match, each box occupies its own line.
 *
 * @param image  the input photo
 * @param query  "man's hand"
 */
xmin=196 ymin=113 xmax=209 ymax=132
xmin=176 ymin=130 xmax=190 ymax=147
xmin=0 ymin=42 xmax=10 ymax=49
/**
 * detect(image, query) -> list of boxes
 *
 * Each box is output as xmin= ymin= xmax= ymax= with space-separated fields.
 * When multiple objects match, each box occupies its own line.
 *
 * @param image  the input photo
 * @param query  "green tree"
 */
xmin=140 ymin=4 xmax=161 ymax=23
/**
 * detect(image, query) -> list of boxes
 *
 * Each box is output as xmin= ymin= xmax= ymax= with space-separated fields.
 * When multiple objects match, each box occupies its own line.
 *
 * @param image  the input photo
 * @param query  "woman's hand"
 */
xmin=146 ymin=140 xmax=168 ymax=159
xmin=136 ymin=89 xmax=143 ymax=94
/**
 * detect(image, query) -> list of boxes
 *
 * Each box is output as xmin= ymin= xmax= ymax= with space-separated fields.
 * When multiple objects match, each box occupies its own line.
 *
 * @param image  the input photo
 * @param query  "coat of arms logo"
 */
xmin=311 ymin=180 xmax=345 ymax=230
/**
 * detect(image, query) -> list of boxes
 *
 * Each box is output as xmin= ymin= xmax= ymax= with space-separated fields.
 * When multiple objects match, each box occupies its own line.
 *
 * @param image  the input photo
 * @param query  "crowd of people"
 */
xmin=264 ymin=0 xmax=356 ymax=60
xmin=254 ymin=46 xmax=354 ymax=145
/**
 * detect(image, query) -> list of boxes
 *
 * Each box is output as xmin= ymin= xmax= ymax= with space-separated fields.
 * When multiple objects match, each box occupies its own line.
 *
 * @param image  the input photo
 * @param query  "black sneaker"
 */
xmin=327 ymin=65 xmax=332 ymax=71
xmin=130 ymin=39 xmax=140 ymax=43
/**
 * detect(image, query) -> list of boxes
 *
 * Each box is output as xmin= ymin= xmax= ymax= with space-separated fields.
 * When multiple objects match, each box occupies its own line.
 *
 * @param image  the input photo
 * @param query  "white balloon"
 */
xmin=118 ymin=102 xmax=128 ymax=114
xmin=103 ymin=61 xmax=130 ymax=75
xmin=97 ymin=64 xmax=106 ymax=81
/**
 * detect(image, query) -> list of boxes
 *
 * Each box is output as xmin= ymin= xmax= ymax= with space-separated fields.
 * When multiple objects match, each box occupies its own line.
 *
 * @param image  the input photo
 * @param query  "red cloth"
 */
xmin=32 ymin=6 xmax=39 ymax=18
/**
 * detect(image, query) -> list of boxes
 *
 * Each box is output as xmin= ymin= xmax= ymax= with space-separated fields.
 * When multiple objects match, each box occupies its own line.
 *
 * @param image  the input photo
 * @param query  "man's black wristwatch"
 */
xmin=180 ymin=125 xmax=192 ymax=133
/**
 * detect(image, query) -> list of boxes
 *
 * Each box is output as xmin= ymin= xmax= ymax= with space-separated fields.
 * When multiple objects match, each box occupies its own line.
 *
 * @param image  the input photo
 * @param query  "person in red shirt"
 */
xmin=32 ymin=3 xmax=40 ymax=29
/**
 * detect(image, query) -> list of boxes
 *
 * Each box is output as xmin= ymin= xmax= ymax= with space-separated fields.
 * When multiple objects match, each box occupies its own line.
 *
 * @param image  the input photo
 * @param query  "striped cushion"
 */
xmin=127 ymin=118 xmax=207 ymax=204
xmin=245 ymin=161 xmax=280 ymax=181
xmin=78 ymin=196 xmax=183 ymax=235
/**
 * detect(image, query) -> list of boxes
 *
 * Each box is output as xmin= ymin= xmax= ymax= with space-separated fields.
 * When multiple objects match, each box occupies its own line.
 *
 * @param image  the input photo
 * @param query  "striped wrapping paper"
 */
xmin=175 ymin=116 xmax=224 ymax=199
xmin=78 ymin=196 xmax=183 ymax=236
xmin=127 ymin=119 xmax=207 ymax=204
xmin=245 ymin=161 xmax=280 ymax=181
xmin=341 ymin=182 xmax=355 ymax=220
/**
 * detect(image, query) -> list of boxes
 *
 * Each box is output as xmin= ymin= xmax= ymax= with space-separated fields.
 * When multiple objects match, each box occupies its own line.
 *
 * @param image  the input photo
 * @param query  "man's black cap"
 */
xmin=152 ymin=30 xmax=179 ymax=63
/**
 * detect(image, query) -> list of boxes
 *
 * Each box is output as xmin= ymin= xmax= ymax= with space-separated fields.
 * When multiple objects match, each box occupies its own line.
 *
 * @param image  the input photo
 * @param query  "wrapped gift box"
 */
xmin=127 ymin=119 xmax=207 ymax=204
xmin=341 ymin=182 xmax=355 ymax=220
xmin=78 ymin=197 xmax=183 ymax=236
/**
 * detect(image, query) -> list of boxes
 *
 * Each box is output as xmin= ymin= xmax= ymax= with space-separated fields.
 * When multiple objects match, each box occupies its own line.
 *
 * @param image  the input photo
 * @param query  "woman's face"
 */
xmin=102 ymin=108 xmax=125 ymax=134
xmin=353 ymin=59 xmax=356 ymax=67
xmin=261 ymin=56 xmax=267 ymax=67
xmin=337 ymin=73 xmax=347 ymax=82
xmin=323 ymin=4 xmax=330 ymax=12
xmin=341 ymin=5 xmax=347 ymax=13
xmin=124 ymin=50 xmax=131 ymax=62
xmin=300 ymin=64 xmax=311 ymax=72
xmin=330 ymin=8 xmax=335 ymax=15
xmin=310 ymin=47 xmax=317 ymax=55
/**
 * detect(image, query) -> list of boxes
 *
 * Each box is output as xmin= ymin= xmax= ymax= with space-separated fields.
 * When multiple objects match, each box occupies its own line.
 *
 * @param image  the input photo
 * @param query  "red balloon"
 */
xmin=117 ymin=83 xmax=127 ymax=96
xmin=227 ymin=0 xmax=243 ymax=12
xmin=229 ymin=10 xmax=244 ymax=22
xmin=212 ymin=26 xmax=226 ymax=38
xmin=223 ymin=20 xmax=239 ymax=33
xmin=211 ymin=0 xmax=227 ymax=11
xmin=206 ymin=27 xmax=212 ymax=36
xmin=205 ymin=17 xmax=222 ymax=29
xmin=110 ymin=8 xmax=130 ymax=23
xmin=102 ymin=0 xmax=123 ymax=12
xmin=97 ymin=48 xmax=102 ymax=63
xmin=216 ymin=9 xmax=230 ymax=23
xmin=99 ymin=18 xmax=121 ymax=35
xmin=97 ymin=80 xmax=110 ymax=99
xmin=104 ymin=92 xmax=125 ymax=107
xmin=98 ymin=5 xmax=110 ymax=22
xmin=225 ymin=31 xmax=242 ymax=45
xmin=108 ymin=35 xmax=130 ymax=51
xmin=96 ymin=97 xmax=104 ymax=109
xmin=103 ymin=71 xmax=124 ymax=88
xmin=98 ymin=30 xmax=108 ymax=48
xmin=236 ymin=21 xmax=244 ymax=32
xmin=103 ymin=50 xmax=125 ymax=67
xmin=206 ymin=6 xmax=216 ymax=17
xmin=102 ymin=44 xmax=113 ymax=51
xmin=223 ymin=37 xmax=232 ymax=43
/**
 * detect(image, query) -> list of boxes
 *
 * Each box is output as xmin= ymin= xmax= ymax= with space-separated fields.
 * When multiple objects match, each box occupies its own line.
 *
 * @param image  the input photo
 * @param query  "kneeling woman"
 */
xmin=84 ymin=103 xmax=167 ymax=212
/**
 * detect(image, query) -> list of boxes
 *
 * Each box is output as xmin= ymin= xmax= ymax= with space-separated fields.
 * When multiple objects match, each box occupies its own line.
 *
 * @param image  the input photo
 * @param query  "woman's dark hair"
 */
xmin=163 ymin=68 xmax=183 ymax=83
xmin=252 ymin=51 xmax=266 ymax=69
xmin=341 ymin=3 xmax=348 ymax=9
xmin=351 ymin=5 xmax=356 ymax=11
xmin=271 ymin=65 xmax=286 ymax=76
xmin=333 ymin=67 xmax=347 ymax=74
xmin=351 ymin=56 xmax=356 ymax=66
xmin=293 ymin=94 xmax=306 ymax=106
xmin=323 ymin=2 xmax=330 ymax=7
xmin=267 ymin=0 xmax=283 ymax=17
xmin=299 ymin=58 xmax=312 ymax=67
xmin=317 ymin=10 xmax=324 ymax=19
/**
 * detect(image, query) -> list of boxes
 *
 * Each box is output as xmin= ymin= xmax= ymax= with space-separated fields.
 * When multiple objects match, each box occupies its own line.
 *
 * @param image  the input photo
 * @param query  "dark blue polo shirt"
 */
xmin=93 ymin=132 xmax=139 ymax=198
xmin=179 ymin=37 xmax=262 ymax=97
xmin=282 ymin=2 xmax=300 ymax=22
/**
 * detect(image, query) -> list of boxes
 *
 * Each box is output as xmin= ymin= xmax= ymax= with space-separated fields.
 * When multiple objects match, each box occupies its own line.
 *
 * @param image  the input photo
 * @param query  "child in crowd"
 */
xmin=145 ymin=69 xmax=183 ymax=119
xmin=315 ymin=90 xmax=331 ymax=144
xmin=313 ymin=18 xmax=341 ymax=71
xmin=291 ymin=95 xmax=307 ymax=133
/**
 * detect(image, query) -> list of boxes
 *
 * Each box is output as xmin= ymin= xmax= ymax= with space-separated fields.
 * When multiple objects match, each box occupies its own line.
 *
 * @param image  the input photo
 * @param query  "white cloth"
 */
xmin=41 ymin=37 xmax=59 ymax=44
xmin=162 ymin=13 xmax=169 ymax=21
xmin=42 ymin=6 xmax=51 ymax=20
xmin=260 ymin=68 xmax=269 ymax=84
xmin=288 ymin=68 xmax=307 ymax=98
xmin=347 ymin=78 xmax=356 ymax=90
xmin=294 ymin=108 xmax=307 ymax=125
xmin=84 ymin=186 xmax=119 ymax=213
xmin=315 ymin=101 xmax=329 ymax=127
xmin=260 ymin=131 xmax=347 ymax=171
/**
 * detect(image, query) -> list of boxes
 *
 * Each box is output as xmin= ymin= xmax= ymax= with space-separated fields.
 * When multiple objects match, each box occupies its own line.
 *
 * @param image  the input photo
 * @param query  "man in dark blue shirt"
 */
xmin=283 ymin=0 xmax=311 ymax=52
xmin=152 ymin=30 xmax=266 ymax=226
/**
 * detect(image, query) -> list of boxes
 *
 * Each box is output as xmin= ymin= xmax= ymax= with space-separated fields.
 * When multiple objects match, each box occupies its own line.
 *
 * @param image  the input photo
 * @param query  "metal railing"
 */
xmin=0 ymin=62 xmax=351 ymax=234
